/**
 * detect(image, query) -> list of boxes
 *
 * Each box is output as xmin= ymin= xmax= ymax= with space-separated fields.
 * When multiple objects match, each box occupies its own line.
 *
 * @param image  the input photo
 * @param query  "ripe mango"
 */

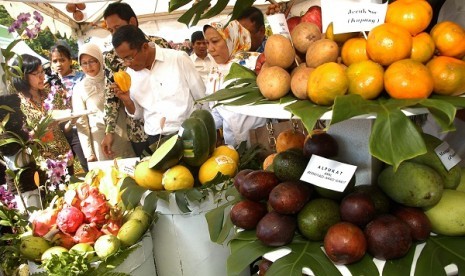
xmin=117 ymin=219 xmax=146 ymax=248
xmin=377 ymin=161 xmax=443 ymax=207
xmin=409 ymin=133 xmax=461 ymax=189
xmin=424 ymin=189 xmax=465 ymax=236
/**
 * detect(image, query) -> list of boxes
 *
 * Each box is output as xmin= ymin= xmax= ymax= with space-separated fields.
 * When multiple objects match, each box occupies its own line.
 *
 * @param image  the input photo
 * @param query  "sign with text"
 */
xmin=300 ymin=155 xmax=357 ymax=192
xmin=435 ymin=142 xmax=462 ymax=171
xmin=321 ymin=0 xmax=388 ymax=34
xmin=267 ymin=13 xmax=291 ymax=39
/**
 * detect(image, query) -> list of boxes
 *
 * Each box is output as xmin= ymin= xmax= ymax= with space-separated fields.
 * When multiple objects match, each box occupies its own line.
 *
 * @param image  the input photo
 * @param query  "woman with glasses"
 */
xmin=72 ymin=43 xmax=134 ymax=162
xmin=11 ymin=54 xmax=73 ymax=172
xmin=49 ymin=42 xmax=87 ymax=174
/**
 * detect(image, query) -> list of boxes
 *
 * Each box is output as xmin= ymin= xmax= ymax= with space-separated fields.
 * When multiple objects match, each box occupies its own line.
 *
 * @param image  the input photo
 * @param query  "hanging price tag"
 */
xmin=434 ymin=142 xmax=461 ymax=171
xmin=267 ymin=13 xmax=291 ymax=39
xmin=300 ymin=155 xmax=357 ymax=192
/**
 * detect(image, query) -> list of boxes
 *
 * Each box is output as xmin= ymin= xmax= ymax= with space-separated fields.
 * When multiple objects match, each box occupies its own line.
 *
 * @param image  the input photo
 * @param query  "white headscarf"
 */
xmin=78 ymin=43 xmax=104 ymax=95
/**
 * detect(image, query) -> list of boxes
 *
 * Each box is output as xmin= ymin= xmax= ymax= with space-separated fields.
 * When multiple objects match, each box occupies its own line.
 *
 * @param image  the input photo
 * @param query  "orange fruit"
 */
xmin=341 ymin=37 xmax=368 ymax=66
xmin=276 ymin=129 xmax=306 ymax=153
xmin=307 ymin=62 xmax=349 ymax=106
xmin=426 ymin=56 xmax=465 ymax=96
xmin=263 ymin=153 xmax=277 ymax=170
xmin=346 ymin=60 xmax=385 ymax=100
xmin=384 ymin=59 xmax=434 ymax=99
xmin=366 ymin=23 xmax=412 ymax=66
xmin=430 ymin=21 xmax=465 ymax=59
xmin=410 ymin=32 xmax=435 ymax=64
xmin=385 ymin=0 xmax=432 ymax=36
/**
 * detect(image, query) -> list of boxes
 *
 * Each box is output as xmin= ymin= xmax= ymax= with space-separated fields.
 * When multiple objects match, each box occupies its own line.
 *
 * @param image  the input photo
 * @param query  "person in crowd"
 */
xmin=190 ymin=30 xmax=216 ymax=86
xmin=11 ymin=54 xmax=73 ymax=171
xmin=237 ymin=6 xmax=267 ymax=53
xmin=111 ymin=25 xmax=206 ymax=146
xmin=102 ymin=2 xmax=172 ymax=157
xmin=203 ymin=20 xmax=266 ymax=147
xmin=72 ymin=43 xmax=135 ymax=162
xmin=49 ymin=42 xmax=87 ymax=173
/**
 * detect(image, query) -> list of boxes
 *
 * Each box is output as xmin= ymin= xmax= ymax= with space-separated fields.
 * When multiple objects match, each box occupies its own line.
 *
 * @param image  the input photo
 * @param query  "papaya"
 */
xmin=377 ymin=161 xmax=444 ymax=208
xmin=190 ymin=109 xmax=216 ymax=155
xmin=409 ymin=133 xmax=461 ymax=189
xmin=424 ymin=189 xmax=465 ymax=236
xmin=180 ymin=117 xmax=210 ymax=167
xmin=148 ymin=134 xmax=183 ymax=170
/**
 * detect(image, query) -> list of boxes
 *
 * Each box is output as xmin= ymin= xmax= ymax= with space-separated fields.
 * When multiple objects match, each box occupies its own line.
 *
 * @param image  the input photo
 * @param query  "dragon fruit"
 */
xmin=73 ymin=223 xmax=103 ymax=244
xmin=101 ymin=206 xmax=123 ymax=236
xmin=31 ymin=207 xmax=58 ymax=237
xmin=51 ymin=231 xmax=76 ymax=249
xmin=80 ymin=186 xmax=110 ymax=226
xmin=57 ymin=206 xmax=85 ymax=234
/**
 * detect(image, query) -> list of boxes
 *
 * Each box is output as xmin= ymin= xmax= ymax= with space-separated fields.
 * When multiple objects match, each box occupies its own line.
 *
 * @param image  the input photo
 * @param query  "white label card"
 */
xmin=321 ymin=0 xmax=387 ymax=34
xmin=434 ymin=142 xmax=461 ymax=171
xmin=300 ymin=155 xmax=357 ymax=192
xmin=267 ymin=13 xmax=291 ymax=39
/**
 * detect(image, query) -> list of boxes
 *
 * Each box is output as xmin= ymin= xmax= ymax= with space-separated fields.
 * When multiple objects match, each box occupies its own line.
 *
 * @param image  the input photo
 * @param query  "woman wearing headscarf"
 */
xmin=203 ymin=20 xmax=266 ymax=147
xmin=72 ymin=43 xmax=135 ymax=162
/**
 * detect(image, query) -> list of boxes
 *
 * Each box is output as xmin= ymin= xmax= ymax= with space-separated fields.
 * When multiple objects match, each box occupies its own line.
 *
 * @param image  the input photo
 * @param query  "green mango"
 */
xmin=117 ymin=219 xmax=147 ymax=248
xmin=410 ymin=133 xmax=461 ymax=189
xmin=377 ymin=161 xmax=444 ymax=208
xmin=424 ymin=189 xmax=465 ymax=236
xmin=455 ymin=167 xmax=465 ymax=192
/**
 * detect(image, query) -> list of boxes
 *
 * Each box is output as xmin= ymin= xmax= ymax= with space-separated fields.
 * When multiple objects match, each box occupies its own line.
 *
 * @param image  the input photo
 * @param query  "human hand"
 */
xmin=87 ymin=154 xmax=97 ymax=162
xmin=101 ymin=133 xmax=115 ymax=158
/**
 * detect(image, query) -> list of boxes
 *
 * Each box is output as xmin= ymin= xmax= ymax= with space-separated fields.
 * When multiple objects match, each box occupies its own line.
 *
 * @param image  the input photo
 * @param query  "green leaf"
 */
xmin=225 ymin=90 xmax=264 ymax=106
xmin=174 ymin=191 xmax=191 ymax=213
xmin=169 ymin=0 xmax=193 ymax=11
xmin=94 ymin=246 xmax=139 ymax=275
xmin=369 ymin=108 xmax=426 ymax=170
xmin=177 ymin=1 xmax=212 ymax=26
xmin=414 ymin=235 xmax=465 ymax=276
xmin=228 ymin=234 xmax=273 ymax=275
xmin=331 ymin=94 xmax=380 ymax=125
xmin=121 ymin=182 xmax=147 ymax=210
xmin=197 ymin=86 xmax=255 ymax=102
xmin=382 ymin=243 xmax=416 ymax=275
xmin=285 ymin=100 xmax=330 ymax=132
xmin=205 ymin=202 xmax=227 ymax=243
xmin=185 ymin=188 xmax=205 ymax=202
xmin=142 ymin=191 xmax=159 ymax=215
xmin=419 ymin=99 xmax=457 ymax=132
xmin=230 ymin=0 xmax=256 ymax=21
xmin=430 ymin=94 xmax=465 ymax=108
xmin=201 ymin=0 xmax=229 ymax=19
xmin=224 ymin=63 xmax=257 ymax=81
xmin=225 ymin=78 xmax=256 ymax=88
xmin=345 ymin=254 xmax=379 ymax=276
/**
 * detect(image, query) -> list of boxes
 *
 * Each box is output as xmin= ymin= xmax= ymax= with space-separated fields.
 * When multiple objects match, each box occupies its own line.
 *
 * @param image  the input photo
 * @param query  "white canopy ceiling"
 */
xmin=0 ymin=0 xmax=272 ymax=41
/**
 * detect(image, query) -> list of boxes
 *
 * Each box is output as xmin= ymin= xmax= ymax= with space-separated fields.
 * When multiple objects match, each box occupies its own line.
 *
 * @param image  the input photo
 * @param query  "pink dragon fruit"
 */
xmin=31 ymin=207 xmax=58 ymax=237
xmin=80 ymin=186 xmax=110 ymax=226
xmin=73 ymin=223 xmax=103 ymax=244
xmin=51 ymin=231 xmax=76 ymax=249
xmin=57 ymin=205 xmax=85 ymax=234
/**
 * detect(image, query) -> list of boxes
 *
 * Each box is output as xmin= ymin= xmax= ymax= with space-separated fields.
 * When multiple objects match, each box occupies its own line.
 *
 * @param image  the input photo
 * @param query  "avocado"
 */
xmin=272 ymin=149 xmax=309 ymax=182
xmin=377 ymin=161 xmax=444 ymax=208
xmin=409 ymin=133 xmax=461 ymax=189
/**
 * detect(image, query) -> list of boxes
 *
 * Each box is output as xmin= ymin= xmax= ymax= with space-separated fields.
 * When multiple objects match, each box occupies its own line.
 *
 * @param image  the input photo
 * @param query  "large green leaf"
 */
xmin=168 ymin=0 xmax=193 ymax=12
xmin=346 ymin=254 xmax=379 ymax=276
xmin=225 ymin=90 xmax=264 ymax=106
xmin=382 ymin=243 xmax=416 ymax=276
xmin=197 ymin=86 xmax=256 ymax=102
xmin=177 ymin=0 xmax=212 ymax=26
xmin=414 ymin=235 xmax=465 ymax=276
xmin=230 ymin=0 xmax=256 ymax=22
xmin=285 ymin=101 xmax=330 ymax=131
xmin=201 ymin=0 xmax=229 ymax=19
xmin=419 ymin=98 xmax=457 ymax=132
xmin=225 ymin=63 xmax=257 ymax=81
xmin=369 ymin=107 xmax=426 ymax=170
xmin=331 ymin=94 xmax=381 ymax=124
xmin=430 ymin=94 xmax=465 ymax=108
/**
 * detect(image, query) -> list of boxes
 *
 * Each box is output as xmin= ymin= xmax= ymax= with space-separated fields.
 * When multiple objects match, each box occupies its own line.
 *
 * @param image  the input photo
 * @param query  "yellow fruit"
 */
xmin=212 ymin=145 xmax=240 ymax=164
xmin=199 ymin=155 xmax=238 ymax=184
xmin=162 ymin=165 xmax=194 ymax=191
xmin=133 ymin=161 xmax=164 ymax=190
xmin=346 ymin=60 xmax=384 ymax=100
xmin=325 ymin=22 xmax=359 ymax=44
xmin=113 ymin=70 xmax=131 ymax=92
xmin=307 ymin=62 xmax=349 ymax=106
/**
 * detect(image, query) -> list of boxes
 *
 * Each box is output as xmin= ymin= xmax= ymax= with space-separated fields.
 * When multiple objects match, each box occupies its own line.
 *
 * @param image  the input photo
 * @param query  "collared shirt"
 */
xmin=190 ymin=52 xmax=216 ymax=86
xmin=126 ymin=44 xmax=206 ymax=136
xmin=103 ymin=35 xmax=171 ymax=142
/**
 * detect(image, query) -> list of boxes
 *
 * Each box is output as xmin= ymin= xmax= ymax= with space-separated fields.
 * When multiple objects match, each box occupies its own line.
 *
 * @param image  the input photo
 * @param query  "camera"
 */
xmin=43 ymin=62 xmax=62 ymax=87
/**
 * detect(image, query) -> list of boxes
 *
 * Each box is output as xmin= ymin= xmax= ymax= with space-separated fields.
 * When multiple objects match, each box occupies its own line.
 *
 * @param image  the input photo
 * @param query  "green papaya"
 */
xmin=377 ymin=161 xmax=444 ymax=207
xmin=190 ymin=109 xmax=217 ymax=155
xmin=409 ymin=133 xmax=461 ymax=189
xmin=424 ymin=189 xmax=465 ymax=236
xmin=180 ymin=117 xmax=210 ymax=167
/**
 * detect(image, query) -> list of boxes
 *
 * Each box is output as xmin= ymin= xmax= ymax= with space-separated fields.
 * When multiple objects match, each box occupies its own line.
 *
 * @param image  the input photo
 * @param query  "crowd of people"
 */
xmin=2 ymin=3 xmax=269 ymax=182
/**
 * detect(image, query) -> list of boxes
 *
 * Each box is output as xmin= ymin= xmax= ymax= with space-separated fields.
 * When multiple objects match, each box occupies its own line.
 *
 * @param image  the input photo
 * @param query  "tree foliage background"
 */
xmin=0 ymin=5 xmax=78 ymax=60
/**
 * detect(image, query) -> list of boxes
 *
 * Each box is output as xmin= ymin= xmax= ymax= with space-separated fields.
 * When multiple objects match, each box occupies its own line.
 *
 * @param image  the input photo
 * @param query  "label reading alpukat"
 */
xmin=300 ymin=155 xmax=357 ymax=192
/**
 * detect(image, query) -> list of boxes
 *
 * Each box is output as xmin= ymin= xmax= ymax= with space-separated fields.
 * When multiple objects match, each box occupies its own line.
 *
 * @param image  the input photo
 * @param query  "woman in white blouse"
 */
xmin=72 ymin=43 xmax=135 ymax=162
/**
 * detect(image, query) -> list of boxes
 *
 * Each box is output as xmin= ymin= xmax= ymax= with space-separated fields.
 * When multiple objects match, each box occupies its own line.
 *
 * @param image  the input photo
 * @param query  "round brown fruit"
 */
xmin=233 ymin=169 xmax=253 ymax=191
xmin=256 ymin=211 xmax=297 ymax=246
xmin=303 ymin=129 xmax=339 ymax=158
xmin=268 ymin=181 xmax=312 ymax=215
xmin=393 ymin=206 xmax=432 ymax=241
xmin=276 ymin=129 xmax=306 ymax=153
xmin=230 ymin=200 xmax=268 ymax=230
xmin=258 ymin=258 xmax=273 ymax=275
xmin=340 ymin=192 xmax=376 ymax=228
xmin=73 ymin=10 xmax=84 ymax=22
xmin=66 ymin=3 xmax=76 ymax=13
xmin=291 ymin=22 xmax=322 ymax=54
xmin=239 ymin=170 xmax=280 ymax=202
xmin=364 ymin=214 xmax=412 ymax=260
xmin=324 ymin=222 xmax=367 ymax=265
xmin=257 ymin=66 xmax=291 ymax=100
xmin=76 ymin=3 xmax=86 ymax=10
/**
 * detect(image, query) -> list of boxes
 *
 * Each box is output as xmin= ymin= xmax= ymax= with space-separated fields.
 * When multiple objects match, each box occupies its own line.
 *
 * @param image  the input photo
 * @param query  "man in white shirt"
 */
xmin=111 ymin=25 xmax=206 ymax=146
xmin=190 ymin=31 xmax=215 ymax=86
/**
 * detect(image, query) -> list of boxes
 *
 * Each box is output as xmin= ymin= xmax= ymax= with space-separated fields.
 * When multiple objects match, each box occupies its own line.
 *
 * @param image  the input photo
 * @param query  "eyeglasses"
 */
xmin=29 ymin=70 xmax=45 ymax=77
xmin=122 ymin=48 xmax=141 ymax=64
xmin=80 ymin=59 xmax=99 ymax=68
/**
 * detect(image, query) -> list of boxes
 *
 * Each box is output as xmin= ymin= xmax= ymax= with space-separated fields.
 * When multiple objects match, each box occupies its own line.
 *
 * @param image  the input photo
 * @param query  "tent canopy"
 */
xmin=0 ymin=0 xmax=272 ymax=42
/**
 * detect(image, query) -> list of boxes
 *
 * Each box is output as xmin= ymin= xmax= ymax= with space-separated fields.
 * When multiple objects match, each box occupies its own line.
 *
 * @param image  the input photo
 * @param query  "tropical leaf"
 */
xmin=346 ymin=254 xmax=379 ymax=276
xmin=331 ymin=94 xmax=380 ymax=124
xmin=230 ymin=0 xmax=256 ymax=22
xmin=285 ymin=100 xmax=330 ymax=131
xmin=168 ymin=0 xmax=193 ymax=12
xmin=201 ymin=0 xmax=229 ymax=19
xmin=419 ymin=98 xmax=457 ymax=132
xmin=382 ymin=243 xmax=416 ymax=275
xmin=225 ymin=63 xmax=257 ymax=81
xmin=177 ymin=1 xmax=212 ymax=26
xmin=225 ymin=90 xmax=264 ymax=106
xmin=142 ymin=191 xmax=159 ymax=215
xmin=197 ymin=86 xmax=255 ymax=102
